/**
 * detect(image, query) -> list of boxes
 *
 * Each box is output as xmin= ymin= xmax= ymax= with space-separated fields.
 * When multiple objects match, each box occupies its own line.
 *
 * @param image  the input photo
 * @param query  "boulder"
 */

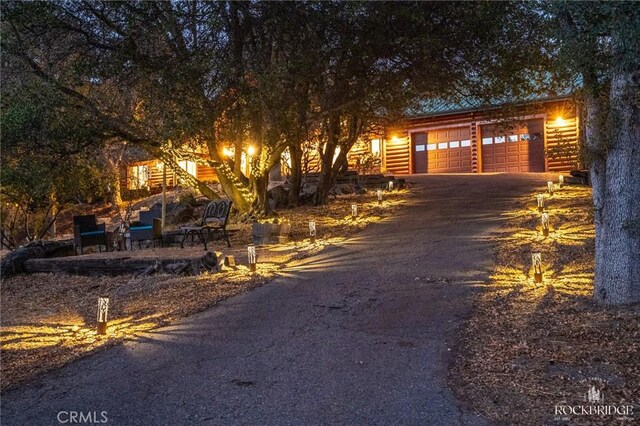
xmin=167 ymin=203 xmax=195 ymax=224
xmin=268 ymin=185 xmax=289 ymax=209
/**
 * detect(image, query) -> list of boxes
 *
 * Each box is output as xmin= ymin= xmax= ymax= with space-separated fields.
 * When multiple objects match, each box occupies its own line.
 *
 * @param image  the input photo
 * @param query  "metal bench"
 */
xmin=180 ymin=200 xmax=232 ymax=250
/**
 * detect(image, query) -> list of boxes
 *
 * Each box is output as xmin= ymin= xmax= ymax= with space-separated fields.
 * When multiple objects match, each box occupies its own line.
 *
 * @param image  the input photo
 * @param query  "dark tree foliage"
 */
xmin=1 ymin=1 xmax=554 ymax=215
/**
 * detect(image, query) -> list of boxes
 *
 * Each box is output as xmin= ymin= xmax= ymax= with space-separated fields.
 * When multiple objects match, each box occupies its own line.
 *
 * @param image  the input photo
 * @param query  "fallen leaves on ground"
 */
xmin=1 ymin=188 xmax=410 ymax=391
xmin=451 ymin=185 xmax=640 ymax=425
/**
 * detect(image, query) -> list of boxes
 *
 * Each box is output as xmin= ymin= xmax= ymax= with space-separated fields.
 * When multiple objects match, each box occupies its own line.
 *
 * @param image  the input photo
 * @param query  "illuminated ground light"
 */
xmin=351 ymin=204 xmax=358 ymax=218
xmin=541 ymin=212 xmax=550 ymax=237
xmin=531 ymin=252 xmax=543 ymax=283
xmin=377 ymin=189 xmax=383 ymax=205
xmin=558 ymin=174 xmax=564 ymax=188
xmin=537 ymin=194 xmax=545 ymax=212
xmin=547 ymin=181 xmax=555 ymax=196
xmin=224 ymin=255 xmax=236 ymax=267
xmin=388 ymin=181 xmax=394 ymax=191
xmin=247 ymin=244 xmax=257 ymax=272
xmin=96 ymin=296 xmax=109 ymax=335
xmin=309 ymin=221 xmax=316 ymax=243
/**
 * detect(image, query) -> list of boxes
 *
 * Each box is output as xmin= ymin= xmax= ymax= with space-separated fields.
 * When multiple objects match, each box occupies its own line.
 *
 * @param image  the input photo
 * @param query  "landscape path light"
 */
xmin=537 ymin=194 xmax=545 ymax=212
xmin=388 ymin=181 xmax=394 ymax=191
xmin=532 ymin=252 xmax=543 ymax=283
xmin=247 ymin=244 xmax=257 ymax=272
xmin=558 ymin=175 xmax=564 ymax=188
xmin=541 ymin=212 xmax=550 ymax=237
xmin=377 ymin=189 xmax=383 ymax=205
xmin=547 ymin=181 xmax=555 ymax=196
xmin=224 ymin=255 xmax=236 ymax=268
xmin=96 ymin=296 xmax=109 ymax=335
xmin=351 ymin=204 xmax=358 ymax=218
xmin=309 ymin=221 xmax=316 ymax=243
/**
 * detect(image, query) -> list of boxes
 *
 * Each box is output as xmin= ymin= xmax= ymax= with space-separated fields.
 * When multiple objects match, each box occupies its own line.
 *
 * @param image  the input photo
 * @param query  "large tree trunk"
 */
xmin=314 ymin=113 xmax=340 ymax=205
xmin=287 ymin=143 xmax=302 ymax=206
xmin=588 ymin=69 xmax=640 ymax=305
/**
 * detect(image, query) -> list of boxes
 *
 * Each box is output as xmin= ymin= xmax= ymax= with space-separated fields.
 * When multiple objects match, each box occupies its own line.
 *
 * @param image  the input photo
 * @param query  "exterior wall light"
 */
xmin=555 ymin=116 xmax=565 ymax=126
xmin=351 ymin=204 xmax=358 ymax=218
xmin=541 ymin=212 xmax=550 ymax=237
xmin=537 ymin=194 xmax=545 ymax=212
xmin=247 ymin=146 xmax=256 ymax=156
xmin=247 ymin=244 xmax=257 ymax=272
xmin=532 ymin=252 xmax=543 ymax=283
xmin=97 ymin=296 xmax=109 ymax=335
xmin=309 ymin=221 xmax=316 ymax=243
xmin=377 ymin=189 xmax=383 ymax=205
xmin=547 ymin=181 xmax=555 ymax=196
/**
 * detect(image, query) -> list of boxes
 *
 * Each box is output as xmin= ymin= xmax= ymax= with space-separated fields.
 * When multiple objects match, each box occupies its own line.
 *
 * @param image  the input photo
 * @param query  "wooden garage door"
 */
xmin=425 ymin=127 xmax=472 ymax=173
xmin=481 ymin=120 xmax=545 ymax=172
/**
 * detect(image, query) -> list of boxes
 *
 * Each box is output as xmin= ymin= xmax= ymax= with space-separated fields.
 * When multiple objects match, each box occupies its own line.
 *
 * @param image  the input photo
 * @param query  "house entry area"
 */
xmin=412 ymin=127 xmax=472 ymax=173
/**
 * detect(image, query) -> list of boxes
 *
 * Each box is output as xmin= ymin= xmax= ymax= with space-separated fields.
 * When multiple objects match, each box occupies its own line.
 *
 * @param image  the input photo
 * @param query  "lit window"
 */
xmin=508 ymin=135 xmax=518 ymax=142
xmin=178 ymin=160 xmax=197 ymax=177
xmin=482 ymin=137 xmax=493 ymax=145
xmin=520 ymin=133 xmax=530 ymax=141
xmin=371 ymin=139 xmax=381 ymax=155
xmin=495 ymin=136 xmax=505 ymax=144
xmin=427 ymin=144 xmax=437 ymax=151
xmin=438 ymin=142 xmax=448 ymax=149
xmin=461 ymin=140 xmax=471 ymax=147
xmin=449 ymin=141 xmax=460 ymax=148
xmin=129 ymin=165 xmax=149 ymax=189
xmin=415 ymin=145 xmax=426 ymax=152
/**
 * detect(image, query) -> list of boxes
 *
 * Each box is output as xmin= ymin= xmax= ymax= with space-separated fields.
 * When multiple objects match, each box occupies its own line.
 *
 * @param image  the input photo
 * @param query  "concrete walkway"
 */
xmin=2 ymin=174 xmax=550 ymax=425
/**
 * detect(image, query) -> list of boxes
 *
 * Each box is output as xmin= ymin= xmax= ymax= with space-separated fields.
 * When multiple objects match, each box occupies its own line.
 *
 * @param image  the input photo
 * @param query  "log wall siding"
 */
xmin=544 ymin=115 xmax=579 ymax=172
xmin=346 ymin=140 xmax=382 ymax=174
xmin=125 ymin=155 xmax=218 ymax=189
xmin=383 ymin=137 xmax=411 ymax=174
xmin=470 ymin=122 xmax=479 ymax=173
xmin=386 ymin=98 xmax=578 ymax=175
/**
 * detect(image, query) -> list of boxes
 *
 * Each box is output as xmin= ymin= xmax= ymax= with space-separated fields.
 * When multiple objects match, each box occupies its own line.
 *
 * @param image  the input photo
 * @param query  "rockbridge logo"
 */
xmin=554 ymin=385 xmax=635 ymax=422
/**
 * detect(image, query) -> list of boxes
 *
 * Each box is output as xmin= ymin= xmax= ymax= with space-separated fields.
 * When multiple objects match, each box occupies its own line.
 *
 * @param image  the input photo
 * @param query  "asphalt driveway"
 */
xmin=1 ymin=174 xmax=553 ymax=425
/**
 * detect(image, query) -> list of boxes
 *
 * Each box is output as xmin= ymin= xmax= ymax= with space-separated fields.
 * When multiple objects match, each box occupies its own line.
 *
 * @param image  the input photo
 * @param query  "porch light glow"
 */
xmin=351 ymin=204 xmax=358 ymax=218
xmin=377 ymin=189 xmax=383 ymax=205
xmin=558 ymin=175 xmax=564 ymax=188
xmin=541 ymin=212 xmax=550 ymax=237
xmin=247 ymin=244 xmax=257 ymax=272
xmin=223 ymin=147 xmax=234 ymax=157
xmin=309 ymin=221 xmax=316 ymax=243
xmin=547 ymin=181 xmax=554 ymax=196
xmin=555 ymin=116 xmax=565 ymax=126
xmin=537 ymin=194 xmax=545 ymax=212
xmin=96 ymin=296 xmax=109 ymax=335
xmin=247 ymin=145 xmax=256 ymax=156
xmin=391 ymin=135 xmax=401 ymax=144
xmin=532 ymin=252 xmax=543 ymax=283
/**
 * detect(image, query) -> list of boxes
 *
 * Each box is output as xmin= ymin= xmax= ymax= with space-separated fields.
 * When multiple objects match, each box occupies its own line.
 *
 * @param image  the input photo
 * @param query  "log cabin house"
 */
xmin=124 ymin=96 xmax=579 ymax=190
